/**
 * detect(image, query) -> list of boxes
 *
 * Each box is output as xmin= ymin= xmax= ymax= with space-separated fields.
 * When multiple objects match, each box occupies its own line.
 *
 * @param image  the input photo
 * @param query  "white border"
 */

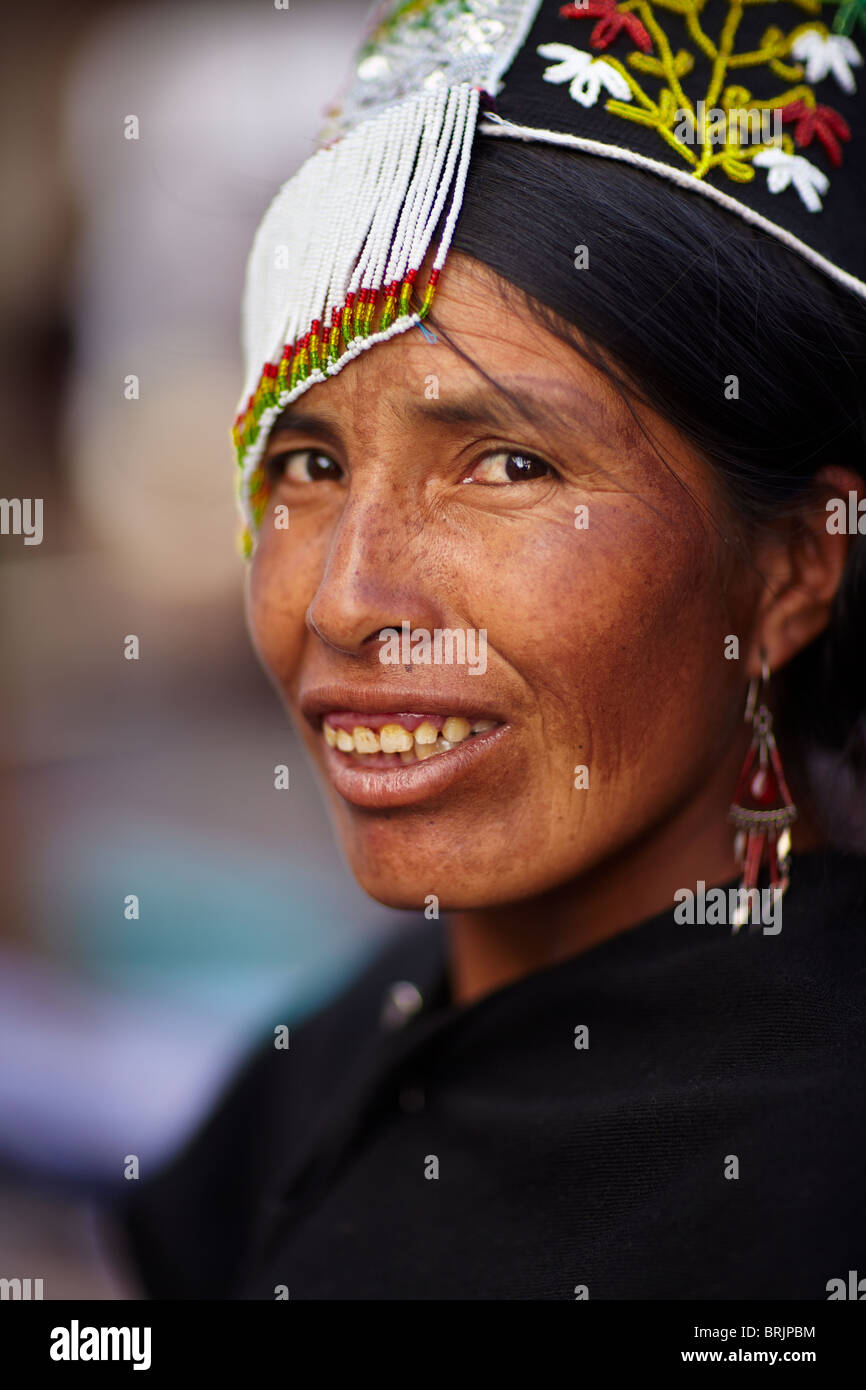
xmin=478 ymin=118 xmax=866 ymax=305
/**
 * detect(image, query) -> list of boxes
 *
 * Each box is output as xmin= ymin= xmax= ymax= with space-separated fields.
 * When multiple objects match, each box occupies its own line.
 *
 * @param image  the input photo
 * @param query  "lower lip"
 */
xmin=321 ymin=723 xmax=509 ymax=808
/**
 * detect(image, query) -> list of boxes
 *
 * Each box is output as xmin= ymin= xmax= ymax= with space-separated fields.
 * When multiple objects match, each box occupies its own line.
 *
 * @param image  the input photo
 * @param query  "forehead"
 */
xmin=270 ymin=251 xmax=638 ymax=448
xmin=260 ymin=250 xmax=727 ymax=539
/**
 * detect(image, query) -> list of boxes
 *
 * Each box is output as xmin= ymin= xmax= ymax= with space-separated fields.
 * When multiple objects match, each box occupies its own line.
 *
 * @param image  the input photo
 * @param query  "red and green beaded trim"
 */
xmin=232 ymin=266 xmax=441 ymax=551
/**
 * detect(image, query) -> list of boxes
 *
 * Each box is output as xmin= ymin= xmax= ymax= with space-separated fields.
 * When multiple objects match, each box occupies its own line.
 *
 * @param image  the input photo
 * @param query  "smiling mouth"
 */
xmin=322 ymin=712 xmax=500 ymax=767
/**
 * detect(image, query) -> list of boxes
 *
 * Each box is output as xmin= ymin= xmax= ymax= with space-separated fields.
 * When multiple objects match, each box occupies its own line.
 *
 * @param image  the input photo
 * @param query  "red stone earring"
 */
xmin=728 ymin=653 xmax=797 ymax=932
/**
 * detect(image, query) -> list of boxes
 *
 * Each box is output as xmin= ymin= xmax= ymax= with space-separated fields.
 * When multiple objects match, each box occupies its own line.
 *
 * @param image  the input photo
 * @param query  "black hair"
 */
xmin=445 ymin=138 xmax=866 ymax=794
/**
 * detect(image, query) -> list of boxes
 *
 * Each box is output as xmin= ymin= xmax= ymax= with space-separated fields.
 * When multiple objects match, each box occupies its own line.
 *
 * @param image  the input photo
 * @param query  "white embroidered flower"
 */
xmin=753 ymin=148 xmax=830 ymax=212
xmin=791 ymin=29 xmax=863 ymax=95
xmin=537 ymin=42 xmax=632 ymax=108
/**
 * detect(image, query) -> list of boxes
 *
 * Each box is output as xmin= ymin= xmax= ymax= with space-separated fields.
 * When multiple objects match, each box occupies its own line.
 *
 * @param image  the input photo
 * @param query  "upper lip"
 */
xmin=299 ymin=685 xmax=505 ymax=731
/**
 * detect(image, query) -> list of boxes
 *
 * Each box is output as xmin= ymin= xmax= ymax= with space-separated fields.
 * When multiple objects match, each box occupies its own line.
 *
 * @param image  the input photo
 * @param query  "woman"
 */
xmin=118 ymin=0 xmax=866 ymax=1298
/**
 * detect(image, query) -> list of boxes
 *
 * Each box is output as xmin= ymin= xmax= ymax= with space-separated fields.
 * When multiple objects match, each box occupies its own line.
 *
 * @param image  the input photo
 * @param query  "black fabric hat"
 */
xmin=483 ymin=0 xmax=866 ymax=295
xmin=234 ymin=0 xmax=866 ymax=545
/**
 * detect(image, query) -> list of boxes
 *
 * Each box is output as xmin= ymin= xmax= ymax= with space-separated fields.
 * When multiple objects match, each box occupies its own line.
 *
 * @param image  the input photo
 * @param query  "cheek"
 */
xmin=245 ymin=525 xmax=315 ymax=689
xmin=473 ymin=499 xmax=732 ymax=775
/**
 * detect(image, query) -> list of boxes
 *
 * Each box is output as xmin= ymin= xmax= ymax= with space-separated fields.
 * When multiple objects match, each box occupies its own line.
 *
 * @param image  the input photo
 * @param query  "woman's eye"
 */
xmin=464 ymin=451 xmax=554 ymax=485
xmin=269 ymin=449 xmax=344 ymax=483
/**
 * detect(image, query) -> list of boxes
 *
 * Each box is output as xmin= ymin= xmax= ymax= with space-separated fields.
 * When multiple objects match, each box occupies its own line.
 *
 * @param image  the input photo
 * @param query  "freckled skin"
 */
xmin=245 ymin=252 xmax=824 ymax=995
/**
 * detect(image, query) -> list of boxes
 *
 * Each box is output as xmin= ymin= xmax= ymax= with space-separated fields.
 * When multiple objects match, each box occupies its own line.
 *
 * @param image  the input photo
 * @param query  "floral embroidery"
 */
xmin=535 ymin=2 xmax=863 ymax=209
xmin=831 ymin=0 xmax=866 ymax=41
xmin=753 ymin=147 xmax=829 ymax=209
xmin=779 ymin=97 xmax=851 ymax=163
xmin=791 ymin=28 xmax=863 ymax=90
xmin=539 ymin=41 xmax=633 ymax=103
xmin=560 ymin=0 xmax=651 ymax=53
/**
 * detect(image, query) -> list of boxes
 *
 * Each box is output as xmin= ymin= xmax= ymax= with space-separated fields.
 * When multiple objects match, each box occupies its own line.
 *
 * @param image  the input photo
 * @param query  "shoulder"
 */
xmin=113 ymin=918 xmax=444 ymax=1298
xmin=659 ymin=848 xmax=866 ymax=1056
xmin=738 ymin=846 xmax=866 ymax=992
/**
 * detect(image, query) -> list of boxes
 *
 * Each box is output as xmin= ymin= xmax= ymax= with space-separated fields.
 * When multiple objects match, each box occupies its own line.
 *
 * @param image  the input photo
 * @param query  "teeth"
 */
xmin=324 ymin=714 xmax=499 ymax=762
xmin=380 ymin=723 xmax=415 ymax=753
xmin=352 ymin=725 xmax=380 ymax=754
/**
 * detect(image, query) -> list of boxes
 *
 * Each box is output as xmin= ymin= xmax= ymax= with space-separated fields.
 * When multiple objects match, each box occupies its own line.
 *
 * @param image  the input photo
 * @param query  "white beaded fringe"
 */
xmin=237 ymin=83 xmax=481 ymax=537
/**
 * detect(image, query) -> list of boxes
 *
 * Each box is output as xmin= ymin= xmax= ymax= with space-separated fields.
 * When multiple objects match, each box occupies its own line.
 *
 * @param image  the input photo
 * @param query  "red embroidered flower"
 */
xmin=778 ymin=100 xmax=852 ymax=167
xmin=560 ymin=1 xmax=652 ymax=54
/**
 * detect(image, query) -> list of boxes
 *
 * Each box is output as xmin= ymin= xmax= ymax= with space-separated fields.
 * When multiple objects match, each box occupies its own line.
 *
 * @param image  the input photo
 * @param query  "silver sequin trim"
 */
xmin=322 ymin=0 xmax=541 ymax=141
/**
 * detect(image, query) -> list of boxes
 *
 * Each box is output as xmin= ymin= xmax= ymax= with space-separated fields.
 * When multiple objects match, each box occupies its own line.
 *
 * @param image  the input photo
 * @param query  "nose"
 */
xmin=305 ymin=484 xmax=445 ymax=660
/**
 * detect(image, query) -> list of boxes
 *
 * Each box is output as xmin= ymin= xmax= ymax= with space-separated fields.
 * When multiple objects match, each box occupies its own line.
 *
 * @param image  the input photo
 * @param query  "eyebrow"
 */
xmin=267 ymin=375 xmax=618 ymax=449
xmin=267 ymin=410 xmax=343 ymax=449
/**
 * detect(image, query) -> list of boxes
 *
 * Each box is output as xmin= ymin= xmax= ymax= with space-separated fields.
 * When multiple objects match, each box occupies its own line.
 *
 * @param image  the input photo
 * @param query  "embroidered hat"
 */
xmin=233 ymin=0 xmax=866 ymax=550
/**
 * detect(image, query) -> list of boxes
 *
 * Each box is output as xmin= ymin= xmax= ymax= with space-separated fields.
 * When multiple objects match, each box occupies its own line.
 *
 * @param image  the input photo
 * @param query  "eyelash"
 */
xmin=266 ymin=449 xmax=344 ymax=484
xmin=266 ymin=447 xmax=559 ymax=486
xmin=464 ymin=450 xmax=559 ymax=486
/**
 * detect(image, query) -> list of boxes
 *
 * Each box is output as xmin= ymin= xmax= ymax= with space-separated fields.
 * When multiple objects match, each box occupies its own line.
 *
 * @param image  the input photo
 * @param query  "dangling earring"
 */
xmin=728 ymin=652 xmax=797 ymax=933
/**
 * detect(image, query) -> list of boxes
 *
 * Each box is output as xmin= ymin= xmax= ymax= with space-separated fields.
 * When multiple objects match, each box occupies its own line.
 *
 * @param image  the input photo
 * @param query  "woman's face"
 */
xmin=247 ymin=252 xmax=757 ymax=910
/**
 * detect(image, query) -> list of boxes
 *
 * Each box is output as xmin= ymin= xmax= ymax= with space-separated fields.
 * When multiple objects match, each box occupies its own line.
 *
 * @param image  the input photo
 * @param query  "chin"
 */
xmin=338 ymin=837 xmax=499 ymax=912
xmin=342 ymin=843 xmax=563 ymax=914
xmin=345 ymin=853 xmax=471 ymax=912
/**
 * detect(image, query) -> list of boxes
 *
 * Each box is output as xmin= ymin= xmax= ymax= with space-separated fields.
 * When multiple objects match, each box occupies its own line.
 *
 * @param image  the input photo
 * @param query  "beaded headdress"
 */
xmin=233 ymin=0 xmax=866 ymax=551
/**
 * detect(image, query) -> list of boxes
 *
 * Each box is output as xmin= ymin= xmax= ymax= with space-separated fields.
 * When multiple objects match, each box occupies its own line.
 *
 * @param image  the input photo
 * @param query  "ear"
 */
xmin=745 ymin=466 xmax=862 ymax=680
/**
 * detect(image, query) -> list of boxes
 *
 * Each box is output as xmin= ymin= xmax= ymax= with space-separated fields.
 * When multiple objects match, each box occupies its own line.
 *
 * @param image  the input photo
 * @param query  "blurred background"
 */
xmin=0 ymin=0 xmax=398 ymax=1297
